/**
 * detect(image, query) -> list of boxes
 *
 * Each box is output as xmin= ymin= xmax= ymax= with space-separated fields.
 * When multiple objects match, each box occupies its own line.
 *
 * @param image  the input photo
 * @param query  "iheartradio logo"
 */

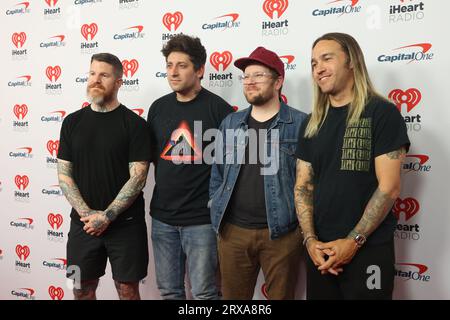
xmin=263 ymin=0 xmax=289 ymax=19
xmin=132 ymin=108 xmax=144 ymax=116
xmin=81 ymin=23 xmax=98 ymax=41
xmin=46 ymin=66 xmax=61 ymax=82
xmin=45 ymin=0 xmax=59 ymax=6
xmin=13 ymin=104 xmax=28 ymax=120
xmin=47 ymin=140 xmax=59 ymax=157
xmin=388 ymin=88 xmax=421 ymax=112
xmin=122 ymin=59 xmax=139 ymax=77
xmin=261 ymin=283 xmax=269 ymax=299
xmin=162 ymin=12 xmax=183 ymax=31
xmin=15 ymin=175 xmax=29 ymax=190
xmin=393 ymin=197 xmax=420 ymax=221
xmin=281 ymin=94 xmax=288 ymax=104
xmin=48 ymin=213 xmax=63 ymax=230
xmin=48 ymin=286 xmax=64 ymax=300
xmin=16 ymin=245 xmax=30 ymax=261
xmin=12 ymin=32 xmax=26 ymax=48
xmin=210 ymin=51 xmax=233 ymax=72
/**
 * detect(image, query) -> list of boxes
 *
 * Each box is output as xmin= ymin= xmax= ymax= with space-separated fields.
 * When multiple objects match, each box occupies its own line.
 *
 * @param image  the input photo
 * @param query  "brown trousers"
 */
xmin=218 ymin=222 xmax=303 ymax=300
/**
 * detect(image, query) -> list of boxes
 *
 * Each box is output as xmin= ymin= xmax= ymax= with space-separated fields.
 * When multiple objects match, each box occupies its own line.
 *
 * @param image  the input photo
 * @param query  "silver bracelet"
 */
xmin=302 ymin=235 xmax=318 ymax=246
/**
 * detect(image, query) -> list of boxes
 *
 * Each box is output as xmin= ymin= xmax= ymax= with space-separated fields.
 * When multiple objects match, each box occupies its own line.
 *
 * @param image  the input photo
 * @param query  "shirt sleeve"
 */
xmin=294 ymin=115 xmax=312 ymax=163
xmin=128 ymin=116 xmax=152 ymax=162
xmin=57 ymin=116 xmax=72 ymax=161
xmin=373 ymin=102 xmax=411 ymax=157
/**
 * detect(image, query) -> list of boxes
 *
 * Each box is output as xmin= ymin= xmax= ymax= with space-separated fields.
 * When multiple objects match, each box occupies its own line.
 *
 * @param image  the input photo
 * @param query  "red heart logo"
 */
xmin=263 ymin=0 xmax=289 ymax=19
xmin=162 ymin=12 xmax=183 ymax=31
xmin=46 ymin=66 xmax=62 ymax=82
xmin=48 ymin=213 xmax=63 ymax=230
xmin=15 ymin=244 xmax=30 ymax=261
xmin=393 ymin=197 xmax=420 ymax=221
xmin=15 ymin=175 xmax=29 ymax=190
xmin=13 ymin=104 xmax=28 ymax=120
xmin=81 ymin=23 xmax=98 ymax=41
xmin=12 ymin=32 xmax=26 ymax=48
xmin=48 ymin=286 xmax=64 ymax=300
xmin=388 ymin=88 xmax=421 ymax=112
xmin=47 ymin=140 xmax=59 ymax=157
xmin=210 ymin=51 xmax=233 ymax=72
xmin=122 ymin=59 xmax=139 ymax=78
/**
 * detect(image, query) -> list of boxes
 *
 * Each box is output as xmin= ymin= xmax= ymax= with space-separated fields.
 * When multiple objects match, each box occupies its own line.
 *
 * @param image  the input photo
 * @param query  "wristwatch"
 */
xmin=352 ymin=233 xmax=367 ymax=247
xmin=104 ymin=210 xmax=116 ymax=222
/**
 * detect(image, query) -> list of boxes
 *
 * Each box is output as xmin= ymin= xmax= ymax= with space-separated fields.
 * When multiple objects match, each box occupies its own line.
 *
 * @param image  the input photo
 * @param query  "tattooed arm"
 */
xmin=57 ymin=159 xmax=97 ymax=218
xmin=294 ymin=159 xmax=341 ymax=275
xmin=82 ymin=161 xmax=149 ymax=236
xmin=317 ymin=147 xmax=406 ymax=271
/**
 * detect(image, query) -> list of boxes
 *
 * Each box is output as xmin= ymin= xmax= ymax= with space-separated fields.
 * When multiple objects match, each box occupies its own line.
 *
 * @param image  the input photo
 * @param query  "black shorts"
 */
xmin=66 ymin=218 xmax=149 ymax=282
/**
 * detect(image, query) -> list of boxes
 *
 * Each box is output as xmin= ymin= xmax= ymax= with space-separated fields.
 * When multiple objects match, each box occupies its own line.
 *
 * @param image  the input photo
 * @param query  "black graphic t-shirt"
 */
xmin=147 ymin=88 xmax=233 ymax=226
xmin=295 ymin=97 xmax=410 ymax=245
xmin=57 ymin=104 xmax=152 ymax=226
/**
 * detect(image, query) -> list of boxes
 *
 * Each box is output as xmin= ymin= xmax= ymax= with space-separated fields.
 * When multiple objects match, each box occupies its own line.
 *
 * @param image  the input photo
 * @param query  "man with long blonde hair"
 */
xmin=294 ymin=33 xmax=410 ymax=299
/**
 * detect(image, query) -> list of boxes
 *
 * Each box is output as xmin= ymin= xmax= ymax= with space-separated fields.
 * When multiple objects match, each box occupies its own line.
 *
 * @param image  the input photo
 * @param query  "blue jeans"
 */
xmin=151 ymin=218 xmax=218 ymax=300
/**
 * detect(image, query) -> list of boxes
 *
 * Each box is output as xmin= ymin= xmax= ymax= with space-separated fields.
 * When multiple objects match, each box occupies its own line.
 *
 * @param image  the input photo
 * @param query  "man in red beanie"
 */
xmin=209 ymin=47 xmax=307 ymax=299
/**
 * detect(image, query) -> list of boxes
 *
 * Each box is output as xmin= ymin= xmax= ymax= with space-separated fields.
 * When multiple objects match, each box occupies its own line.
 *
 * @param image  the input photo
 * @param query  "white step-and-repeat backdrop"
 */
xmin=1 ymin=0 xmax=449 ymax=300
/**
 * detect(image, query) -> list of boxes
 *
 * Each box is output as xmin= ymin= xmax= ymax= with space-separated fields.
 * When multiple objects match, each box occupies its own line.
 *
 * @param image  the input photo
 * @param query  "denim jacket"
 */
xmin=209 ymin=102 xmax=307 ymax=239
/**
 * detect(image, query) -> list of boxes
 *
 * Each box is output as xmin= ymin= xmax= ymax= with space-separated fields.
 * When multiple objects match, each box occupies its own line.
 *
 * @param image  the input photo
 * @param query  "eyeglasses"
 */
xmin=238 ymin=72 xmax=275 ymax=84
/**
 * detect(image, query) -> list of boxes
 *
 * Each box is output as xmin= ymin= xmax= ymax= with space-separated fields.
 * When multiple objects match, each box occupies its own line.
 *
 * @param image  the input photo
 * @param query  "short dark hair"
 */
xmin=161 ymin=34 xmax=206 ymax=71
xmin=91 ymin=53 xmax=123 ymax=79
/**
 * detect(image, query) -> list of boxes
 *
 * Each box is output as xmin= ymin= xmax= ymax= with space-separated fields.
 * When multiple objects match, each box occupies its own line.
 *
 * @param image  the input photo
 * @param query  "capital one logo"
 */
xmin=45 ymin=0 xmax=59 ymax=6
xmin=210 ymin=51 xmax=233 ymax=72
xmin=328 ymin=0 xmax=360 ymax=6
xmin=12 ymin=32 xmax=26 ymax=48
xmin=263 ymin=0 xmax=289 ymax=19
xmin=122 ymin=59 xmax=139 ymax=77
xmin=81 ymin=23 xmax=98 ymax=41
xmin=388 ymin=88 xmax=421 ymax=112
xmin=16 ymin=245 xmax=30 ymax=261
xmin=162 ymin=12 xmax=183 ymax=31
xmin=48 ymin=286 xmax=64 ymax=300
xmin=48 ymin=213 xmax=63 ymax=230
xmin=46 ymin=66 xmax=61 ymax=82
xmin=393 ymin=197 xmax=419 ymax=221
xmin=13 ymin=104 xmax=28 ymax=120
xmin=15 ymin=175 xmax=29 ymax=190
xmin=47 ymin=140 xmax=59 ymax=156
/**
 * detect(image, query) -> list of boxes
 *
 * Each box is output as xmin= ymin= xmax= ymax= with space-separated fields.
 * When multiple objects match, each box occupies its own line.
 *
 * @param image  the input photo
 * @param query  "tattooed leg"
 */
xmin=114 ymin=281 xmax=140 ymax=300
xmin=73 ymin=279 xmax=99 ymax=300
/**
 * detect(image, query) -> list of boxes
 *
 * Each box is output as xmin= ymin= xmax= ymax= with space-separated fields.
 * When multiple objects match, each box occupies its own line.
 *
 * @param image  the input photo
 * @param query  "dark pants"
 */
xmin=306 ymin=240 xmax=395 ymax=300
xmin=218 ymin=222 xmax=303 ymax=300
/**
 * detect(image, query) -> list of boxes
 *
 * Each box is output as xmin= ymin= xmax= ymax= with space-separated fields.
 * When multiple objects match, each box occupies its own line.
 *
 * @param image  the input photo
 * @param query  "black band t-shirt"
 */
xmin=147 ymin=88 xmax=233 ymax=226
xmin=295 ymin=97 xmax=410 ymax=245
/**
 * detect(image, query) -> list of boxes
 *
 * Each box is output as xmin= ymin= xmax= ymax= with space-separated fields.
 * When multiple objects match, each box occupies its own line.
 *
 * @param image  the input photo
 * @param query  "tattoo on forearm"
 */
xmin=351 ymin=188 xmax=396 ymax=238
xmin=386 ymin=147 xmax=406 ymax=160
xmin=57 ymin=160 xmax=91 ymax=217
xmin=294 ymin=160 xmax=316 ymax=238
xmin=106 ymin=161 xmax=149 ymax=218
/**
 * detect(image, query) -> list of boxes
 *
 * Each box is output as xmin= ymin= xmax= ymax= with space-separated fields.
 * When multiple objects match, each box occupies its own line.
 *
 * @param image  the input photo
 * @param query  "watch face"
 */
xmin=355 ymin=234 xmax=366 ymax=245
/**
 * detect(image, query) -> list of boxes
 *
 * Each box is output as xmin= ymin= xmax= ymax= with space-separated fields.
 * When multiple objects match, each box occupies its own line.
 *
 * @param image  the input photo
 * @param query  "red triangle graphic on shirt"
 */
xmin=160 ymin=121 xmax=202 ymax=161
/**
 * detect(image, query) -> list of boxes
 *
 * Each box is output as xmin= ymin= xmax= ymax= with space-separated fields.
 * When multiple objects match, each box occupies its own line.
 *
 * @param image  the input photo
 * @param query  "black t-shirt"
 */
xmin=225 ymin=113 xmax=278 ymax=229
xmin=295 ymin=97 xmax=410 ymax=245
xmin=58 ymin=104 xmax=152 ymax=225
xmin=147 ymin=87 xmax=233 ymax=226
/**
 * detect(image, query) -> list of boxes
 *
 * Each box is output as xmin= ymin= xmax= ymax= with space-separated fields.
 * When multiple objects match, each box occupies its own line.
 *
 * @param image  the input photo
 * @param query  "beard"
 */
xmin=86 ymin=85 xmax=114 ymax=108
xmin=244 ymin=89 xmax=274 ymax=106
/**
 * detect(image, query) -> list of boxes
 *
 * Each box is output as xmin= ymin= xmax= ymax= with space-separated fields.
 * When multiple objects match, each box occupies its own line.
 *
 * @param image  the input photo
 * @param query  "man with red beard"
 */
xmin=57 ymin=53 xmax=151 ymax=300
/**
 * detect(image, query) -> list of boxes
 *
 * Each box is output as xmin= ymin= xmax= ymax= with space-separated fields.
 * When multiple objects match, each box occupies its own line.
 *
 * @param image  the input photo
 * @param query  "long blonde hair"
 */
xmin=305 ymin=33 xmax=381 ymax=138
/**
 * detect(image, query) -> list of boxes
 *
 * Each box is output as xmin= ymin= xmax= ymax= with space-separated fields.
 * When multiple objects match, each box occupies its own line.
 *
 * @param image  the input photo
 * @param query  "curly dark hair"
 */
xmin=161 ymin=34 xmax=207 ymax=71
